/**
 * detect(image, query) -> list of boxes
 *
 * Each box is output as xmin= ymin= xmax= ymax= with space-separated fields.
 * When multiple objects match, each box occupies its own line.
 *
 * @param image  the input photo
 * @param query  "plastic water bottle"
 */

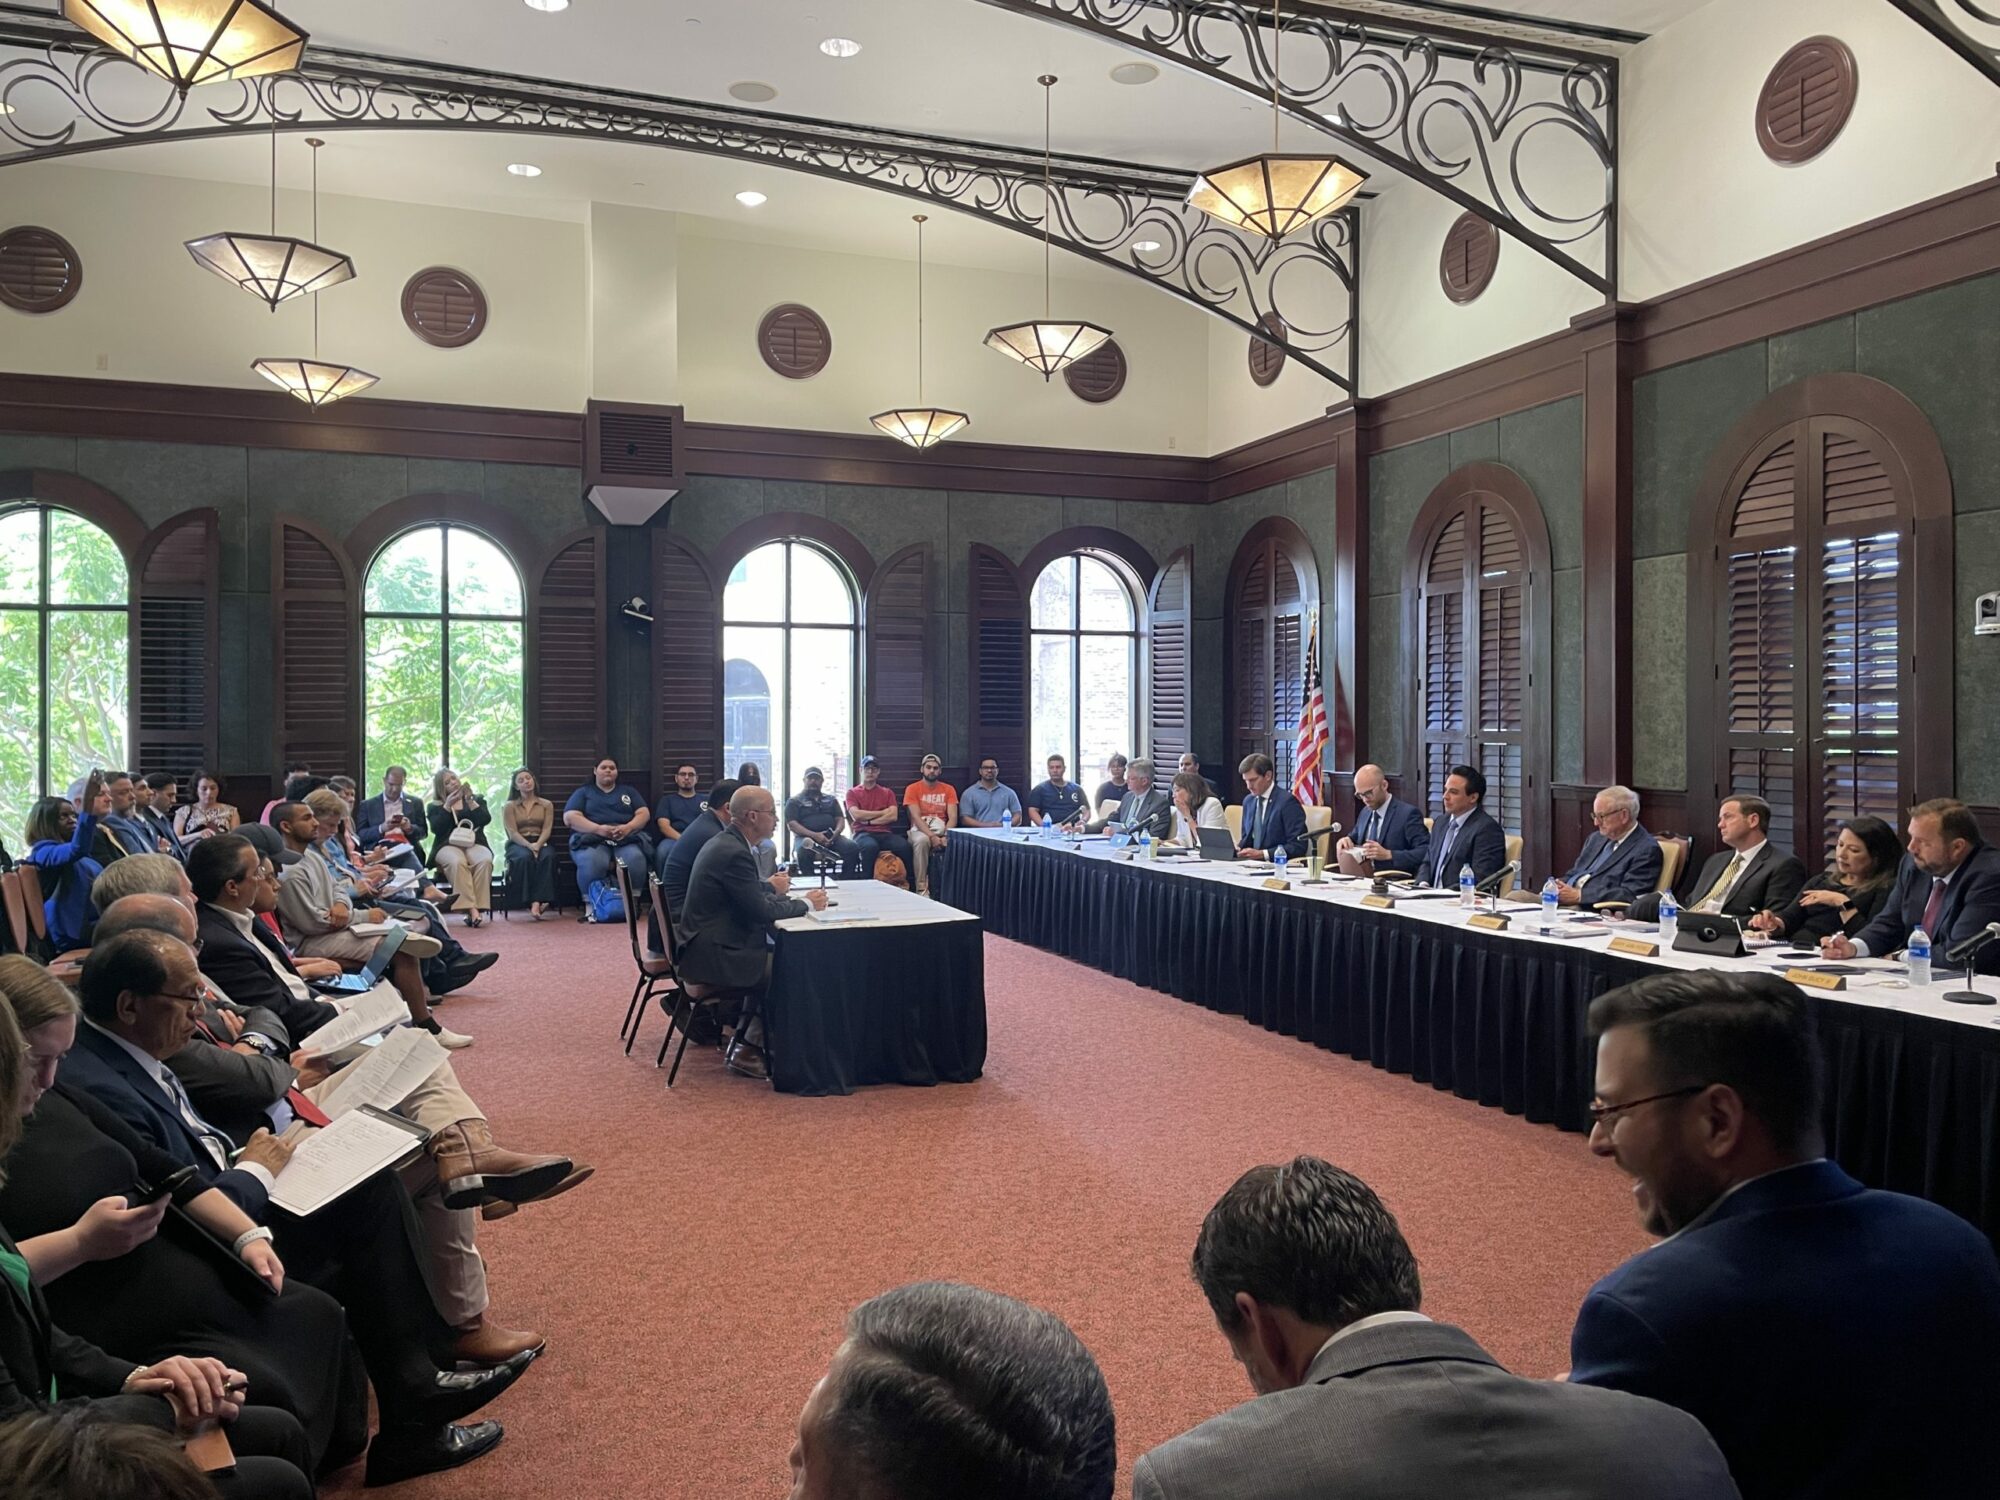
xmin=1001 ymin=807 xmax=1013 ymax=832
xmin=1274 ymin=847 xmax=1288 ymax=877
xmin=1041 ymin=813 xmax=1053 ymax=843
xmin=1907 ymin=927 xmax=1932 ymax=986
xmin=1139 ymin=828 xmax=1153 ymax=860
xmin=1458 ymin=864 xmax=1475 ymax=908
xmin=1658 ymin=889 xmax=1679 ymax=944
xmin=1541 ymin=876 xmax=1561 ymax=930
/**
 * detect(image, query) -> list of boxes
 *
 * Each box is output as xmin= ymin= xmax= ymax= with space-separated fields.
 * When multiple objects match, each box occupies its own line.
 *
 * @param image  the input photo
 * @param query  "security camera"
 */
xmin=621 ymin=596 xmax=653 ymax=624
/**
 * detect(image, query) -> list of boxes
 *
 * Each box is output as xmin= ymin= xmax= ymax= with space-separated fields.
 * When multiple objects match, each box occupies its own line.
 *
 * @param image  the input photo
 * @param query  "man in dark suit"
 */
xmin=1086 ymin=757 xmax=1172 ymax=840
xmin=678 ymin=786 xmax=825 ymax=1079
xmin=1572 ymin=969 xmax=2000 ymax=1499
xmin=188 ymin=837 xmax=344 ymax=1044
xmin=1414 ymin=764 xmax=1507 ymax=887
xmin=1134 ymin=1155 xmax=1736 ymax=1499
xmin=1822 ymin=798 xmax=2000 ymax=973
xmin=354 ymin=764 xmax=427 ymax=864
xmin=1335 ymin=763 xmax=1429 ymax=875
xmin=1235 ymin=753 xmax=1309 ymax=861
xmin=1632 ymin=793 xmax=1804 ymax=924
xmin=1554 ymin=785 xmax=1664 ymax=908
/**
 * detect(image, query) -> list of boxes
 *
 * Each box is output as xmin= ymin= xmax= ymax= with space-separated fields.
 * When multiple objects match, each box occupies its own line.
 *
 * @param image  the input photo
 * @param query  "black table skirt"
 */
xmin=764 ymin=917 xmax=987 ymax=1096
xmin=936 ymin=835 xmax=2000 ymax=1242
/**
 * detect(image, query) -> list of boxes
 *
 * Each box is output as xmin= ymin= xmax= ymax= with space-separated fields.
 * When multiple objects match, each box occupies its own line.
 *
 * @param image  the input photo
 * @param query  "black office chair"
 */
xmin=650 ymin=873 xmax=755 ymax=1088
xmin=616 ymin=862 xmax=677 ymax=1055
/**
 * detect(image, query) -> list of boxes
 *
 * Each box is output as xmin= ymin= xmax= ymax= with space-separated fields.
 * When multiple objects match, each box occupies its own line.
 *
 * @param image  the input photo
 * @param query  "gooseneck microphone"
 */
xmin=1943 ymin=922 xmax=2000 ymax=966
xmin=1473 ymin=860 xmax=1521 ymax=897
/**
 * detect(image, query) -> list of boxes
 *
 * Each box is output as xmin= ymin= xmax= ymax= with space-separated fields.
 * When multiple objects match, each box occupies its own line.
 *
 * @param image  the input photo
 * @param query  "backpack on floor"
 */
xmin=872 ymin=852 xmax=907 ymax=888
xmin=586 ymin=878 xmax=625 ymax=924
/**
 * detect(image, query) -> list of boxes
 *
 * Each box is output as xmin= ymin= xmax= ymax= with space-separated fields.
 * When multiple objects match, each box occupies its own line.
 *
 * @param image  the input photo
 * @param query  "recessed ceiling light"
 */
xmin=523 ymin=0 xmax=569 ymax=11
xmin=735 ymin=190 xmax=768 ymax=207
xmin=1110 ymin=61 xmax=1158 ymax=85
xmin=507 ymin=162 xmax=542 ymax=177
xmin=729 ymin=81 xmax=779 ymax=103
xmin=819 ymin=37 xmax=861 ymax=58
xmin=1132 ymin=239 xmax=1162 ymax=253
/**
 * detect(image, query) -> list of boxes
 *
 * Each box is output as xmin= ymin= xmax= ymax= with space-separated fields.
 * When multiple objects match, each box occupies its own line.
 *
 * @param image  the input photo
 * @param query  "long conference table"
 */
xmin=935 ymin=827 xmax=2000 ymax=1243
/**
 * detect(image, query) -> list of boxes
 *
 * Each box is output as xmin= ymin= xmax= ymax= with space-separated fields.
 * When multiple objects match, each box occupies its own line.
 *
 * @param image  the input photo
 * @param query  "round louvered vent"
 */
xmin=401 ymin=266 xmax=487 ymax=348
xmin=1062 ymin=338 xmax=1126 ymax=403
xmin=757 ymin=303 xmax=832 ymax=379
xmin=0 ymin=226 xmax=82 ymax=313
xmin=1248 ymin=313 xmax=1286 ymax=387
xmin=1756 ymin=37 xmax=1858 ymax=165
xmin=1440 ymin=212 xmax=1500 ymax=304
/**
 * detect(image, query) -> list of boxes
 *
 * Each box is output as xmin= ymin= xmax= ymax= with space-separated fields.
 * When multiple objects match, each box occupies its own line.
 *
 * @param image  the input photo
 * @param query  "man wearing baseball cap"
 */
xmin=903 ymin=754 xmax=959 ymax=898
xmin=846 ymin=757 xmax=912 ymax=887
xmin=785 ymin=766 xmax=861 ymax=877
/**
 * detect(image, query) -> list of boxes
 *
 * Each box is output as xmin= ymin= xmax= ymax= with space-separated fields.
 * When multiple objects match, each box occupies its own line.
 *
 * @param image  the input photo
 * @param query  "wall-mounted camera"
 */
xmin=1976 ymin=590 xmax=1999 ymax=637
xmin=621 ymin=596 xmax=653 ymax=624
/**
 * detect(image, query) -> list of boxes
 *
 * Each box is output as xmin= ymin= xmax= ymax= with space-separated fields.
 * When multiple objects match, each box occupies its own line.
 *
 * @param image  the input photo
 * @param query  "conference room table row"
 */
xmin=934 ymin=827 xmax=2000 ymax=1243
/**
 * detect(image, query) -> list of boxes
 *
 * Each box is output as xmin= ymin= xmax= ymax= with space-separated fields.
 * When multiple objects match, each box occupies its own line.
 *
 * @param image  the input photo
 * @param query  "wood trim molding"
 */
xmin=1577 ymin=305 xmax=1637 ymax=785
xmin=708 ymin=511 xmax=877 ymax=595
xmin=1017 ymin=526 xmax=1158 ymax=593
xmin=343 ymin=492 xmax=547 ymax=583
xmin=0 ymin=466 xmax=148 ymax=562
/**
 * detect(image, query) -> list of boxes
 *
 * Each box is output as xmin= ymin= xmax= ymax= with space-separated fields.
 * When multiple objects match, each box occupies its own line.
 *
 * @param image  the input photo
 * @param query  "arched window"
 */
xmin=722 ymin=539 xmax=857 ymax=797
xmin=363 ymin=523 xmax=524 ymax=798
xmin=0 ymin=503 xmax=129 ymax=840
xmin=1030 ymin=551 xmax=1141 ymax=778
xmin=1225 ymin=521 xmax=1319 ymax=797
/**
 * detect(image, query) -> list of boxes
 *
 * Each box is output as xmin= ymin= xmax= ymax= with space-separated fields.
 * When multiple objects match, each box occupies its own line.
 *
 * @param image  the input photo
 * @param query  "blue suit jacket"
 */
xmin=1349 ymin=797 xmax=1430 ymax=875
xmin=1417 ymin=805 xmax=1507 ymax=886
xmin=59 ymin=1024 xmax=270 ymax=1220
xmin=1851 ymin=843 xmax=2000 ymax=974
xmin=1562 ymin=825 xmax=1664 ymax=907
xmin=1570 ymin=1160 xmax=2000 ymax=1500
xmin=1237 ymin=788 xmax=1309 ymax=859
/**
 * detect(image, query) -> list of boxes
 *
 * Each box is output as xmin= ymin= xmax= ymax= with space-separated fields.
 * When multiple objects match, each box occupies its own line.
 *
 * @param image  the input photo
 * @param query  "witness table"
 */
xmin=936 ymin=828 xmax=2000 ymax=1242
xmin=764 ymin=877 xmax=987 ymax=1096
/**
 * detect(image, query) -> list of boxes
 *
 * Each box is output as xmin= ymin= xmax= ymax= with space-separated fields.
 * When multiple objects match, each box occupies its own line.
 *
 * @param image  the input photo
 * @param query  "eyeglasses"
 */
xmin=1590 ymin=809 xmax=1627 ymax=824
xmin=149 ymin=989 xmax=208 ymax=1007
xmin=1587 ymin=1084 xmax=1708 ymax=1125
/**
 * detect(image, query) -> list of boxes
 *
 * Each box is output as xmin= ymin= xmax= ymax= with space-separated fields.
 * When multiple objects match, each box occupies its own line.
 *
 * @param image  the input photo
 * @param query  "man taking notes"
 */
xmin=1235 ymin=754 xmax=1307 ymax=862
xmin=1335 ymin=764 xmax=1428 ymax=876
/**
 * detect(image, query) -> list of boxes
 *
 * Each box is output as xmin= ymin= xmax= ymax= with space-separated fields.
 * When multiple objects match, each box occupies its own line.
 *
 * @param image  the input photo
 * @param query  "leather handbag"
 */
xmin=447 ymin=819 xmax=477 ymax=849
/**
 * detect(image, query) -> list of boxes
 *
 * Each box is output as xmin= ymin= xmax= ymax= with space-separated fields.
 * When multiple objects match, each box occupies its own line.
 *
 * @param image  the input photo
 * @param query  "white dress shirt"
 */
xmin=1693 ymin=838 xmax=1766 ymax=913
xmin=1312 ymin=1310 xmax=1433 ymax=1366
xmin=87 ymin=1020 xmax=276 ymax=1189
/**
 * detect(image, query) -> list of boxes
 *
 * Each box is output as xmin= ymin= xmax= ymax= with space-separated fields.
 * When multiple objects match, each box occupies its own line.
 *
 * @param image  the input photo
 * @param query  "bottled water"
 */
xmin=1458 ymin=864 xmax=1475 ymax=908
xmin=1907 ymin=927 xmax=1932 ymax=986
xmin=1001 ymin=807 xmax=1013 ymax=832
xmin=1658 ymin=889 xmax=1679 ymax=944
xmin=1541 ymin=876 xmax=1561 ymax=929
xmin=1138 ymin=829 xmax=1153 ymax=860
xmin=1041 ymin=813 xmax=1053 ymax=843
xmin=1273 ymin=847 xmax=1288 ymax=876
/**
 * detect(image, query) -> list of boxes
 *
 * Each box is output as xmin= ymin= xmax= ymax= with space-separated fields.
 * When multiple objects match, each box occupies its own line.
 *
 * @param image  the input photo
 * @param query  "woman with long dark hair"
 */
xmin=502 ymin=768 xmax=559 ymax=918
xmin=1748 ymin=815 xmax=1904 ymax=943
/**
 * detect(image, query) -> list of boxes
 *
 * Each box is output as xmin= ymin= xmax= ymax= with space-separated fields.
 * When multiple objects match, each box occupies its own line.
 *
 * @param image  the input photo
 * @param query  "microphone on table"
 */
xmin=1473 ymin=861 xmax=1521 ymax=898
xmin=1943 ymin=922 xmax=2000 ymax=966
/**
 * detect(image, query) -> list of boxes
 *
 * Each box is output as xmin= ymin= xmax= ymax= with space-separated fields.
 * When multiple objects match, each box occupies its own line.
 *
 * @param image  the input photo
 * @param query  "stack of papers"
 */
xmin=268 ymin=1106 xmax=428 ymax=1216
xmin=314 ymin=1028 xmax=446 ymax=1119
xmin=299 ymin=988 xmax=409 ymax=1057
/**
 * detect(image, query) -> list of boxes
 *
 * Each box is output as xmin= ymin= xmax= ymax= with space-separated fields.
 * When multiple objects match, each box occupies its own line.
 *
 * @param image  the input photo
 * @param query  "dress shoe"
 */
xmin=407 ymin=1354 xmax=530 ymax=1428
xmin=479 ymin=1164 xmax=593 ymax=1220
xmin=431 ymin=1120 xmax=573 ymax=1210
xmin=452 ymin=1319 xmax=547 ymax=1368
xmin=364 ymin=1420 xmax=503 ymax=1486
xmin=462 ymin=950 xmax=500 ymax=974
xmin=724 ymin=1037 xmax=769 ymax=1081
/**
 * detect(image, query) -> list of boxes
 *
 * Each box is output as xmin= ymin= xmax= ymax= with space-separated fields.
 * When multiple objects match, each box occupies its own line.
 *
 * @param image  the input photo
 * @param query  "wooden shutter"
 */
xmin=132 ymin=508 xmax=218 ymax=778
xmin=533 ymin=531 xmax=605 ymax=803
xmin=865 ymin=545 xmax=930 ymax=788
xmin=967 ymin=545 xmax=1027 ymax=781
xmin=271 ymin=515 xmax=358 ymax=780
xmin=652 ymin=533 xmax=719 ymax=785
xmin=1231 ymin=546 xmax=1271 ymax=774
xmin=1146 ymin=547 xmax=1192 ymax=768
xmin=1418 ymin=511 xmax=1470 ymax=809
xmin=1720 ymin=437 xmax=1800 ymax=853
xmin=1226 ymin=528 xmax=1317 ymax=796
xmin=1474 ymin=505 xmax=1528 ymax=835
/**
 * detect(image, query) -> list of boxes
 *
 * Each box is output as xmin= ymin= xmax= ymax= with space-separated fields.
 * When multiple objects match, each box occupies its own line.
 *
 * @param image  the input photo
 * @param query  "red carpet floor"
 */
xmin=325 ymin=915 xmax=1650 ymax=1496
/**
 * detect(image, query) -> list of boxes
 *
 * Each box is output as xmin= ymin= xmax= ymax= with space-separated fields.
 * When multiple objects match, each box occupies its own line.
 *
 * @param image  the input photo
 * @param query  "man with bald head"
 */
xmin=677 ymin=785 xmax=827 ymax=1079
xmin=1335 ymin=764 xmax=1430 ymax=877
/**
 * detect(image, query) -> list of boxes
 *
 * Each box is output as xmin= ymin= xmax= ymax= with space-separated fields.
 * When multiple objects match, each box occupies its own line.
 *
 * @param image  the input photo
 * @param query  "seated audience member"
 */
xmin=258 ymin=763 xmax=312 ymax=828
xmin=1551 ymin=785 xmax=1662 ymax=908
xmin=1234 ymin=754 xmax=1307 ymax=862
xmin=25 ymin=780 xmax=106 ymax=952
xmin=134 ymin=775 xmax=188 ymax=862
xmin=1138 ymin=1156 xmax=1734 ymax=1500
xmin=1413 ymin=765 xmax=1506 ymax=887
xmin=1167 ymin=771 xmax=1226 ymax=846
xmin=502 ymin=768 xmax=561 ymax=918
xmin=354 ymin=765 xmax=426 ymax=864
xmin=1024 ymin=755 xmax=1089 ymax=829
xmin=732 ymin=764 xmax=780 ymax=874
xmin=270 ymin=800 xmax=466 ymax=1049
xmin=0 ymin=998 xmax=315 ymax=1500
xmin=563 ymin=757 xmax=652 ymax=902
xmin=90 ymin=773 xmax=156 ymax=866
xmin=903 ymin=755 xmax=959 ymax=898
xmin=1747 ymin=815 xmax=1901 ymax=945
xmin=845 ymin=759 xmax=911 ymax=884
xmin=1175 ymin=752 xmax=1216 ymax=800
xmin=959 ymin=759 xmax=1023 ymax=829
xmin=660 ymin=780 xmax=740 ymax=920
xmin=785 ymin=768 xmax=861 ymax=878
xmin=678 ymin=787 xmax=826 ymax=1079
xmin=1572 ymin=970 xmax=2000 ymax=1498
xmin=53 ymin=933 xmax=529 ymax=1483
xmin=427 ymin=770 xmax=495 ymax=927
xmin=174 ymin=772 xmax=238 ymax=845
xmin=1336 ymin=764 xmax=1429 ymax=876
xmin=653 ymin=763 xmax=706 ymax=845
xmin=1631 ymin=794 xmax=1803 ymax=924
xmin=789 ymin=1282 xmax=1115 ymax=1500
xmin=0 ymin=1404 xmax=260 ymax=1500
xmin=735 ymin=761 xmax=763 ymax=787
xmin=0 ymin=958 xmax=365 ymax=1475
xmin=1088 ymin=757 xmax=1171 ymax=841
xmin=1092 ymin=754 xmax=1128 ymax=813
xmin=1821 ymin=798 xmax=2000 ymax=971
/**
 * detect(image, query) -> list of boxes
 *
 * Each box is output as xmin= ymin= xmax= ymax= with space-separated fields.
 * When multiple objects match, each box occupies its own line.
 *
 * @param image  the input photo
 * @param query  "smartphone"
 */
xmin=128 ymin=1163 xmax=199 ymax=1207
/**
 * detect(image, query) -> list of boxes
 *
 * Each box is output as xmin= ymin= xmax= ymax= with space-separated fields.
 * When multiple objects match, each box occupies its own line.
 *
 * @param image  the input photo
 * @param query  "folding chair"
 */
xmin=615 ymin=861 xmax=676 ymax=1053
xmin=650 ymin=873 xmax=753 ymax=1089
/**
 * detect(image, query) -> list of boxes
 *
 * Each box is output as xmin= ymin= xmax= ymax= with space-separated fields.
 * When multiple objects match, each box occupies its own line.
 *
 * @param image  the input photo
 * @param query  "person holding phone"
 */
xmin=25 ymin=772 xmax=109 ymax=952
xmin=427 ymin=770 xmax=494 ymax=927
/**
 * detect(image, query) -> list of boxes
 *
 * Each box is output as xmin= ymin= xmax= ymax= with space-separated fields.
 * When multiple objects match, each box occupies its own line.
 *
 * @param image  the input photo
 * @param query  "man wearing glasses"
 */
xmin=1568 ymin=969 xmax=2000 ymax=1499
xmin=1549 ymin=785 xmax=1662 ymax=909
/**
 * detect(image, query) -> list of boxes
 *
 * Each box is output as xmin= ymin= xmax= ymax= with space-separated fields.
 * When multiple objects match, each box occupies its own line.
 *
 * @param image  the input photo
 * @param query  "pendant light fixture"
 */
xmin=253 ymin=140 xmax=377 ymax=406
xmin=1187 ymin=0 xmax=1367 ymax=239
xmin=872 ymin=215 xmax=971 ymax=449
xmin=984 ymin=75 xmax=1112 ymax=379
xmin=186 ymin=119 xmax=355 ymax=309
xmin=62 ymin=0 xmax=306 ymax=95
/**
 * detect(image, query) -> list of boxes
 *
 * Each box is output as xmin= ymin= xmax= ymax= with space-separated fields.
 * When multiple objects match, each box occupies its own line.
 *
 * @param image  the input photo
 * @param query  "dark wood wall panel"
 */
xmin=967 ymin=545 xmax=1028 ymax=783
xmin=864 ymin=545 xmax=932 ymax=791
xmin=651 ymin=533 xmax=720 ymax=790
xmin=271 ymin=514 xmax=359 ymax=781
xmin=1146 ymin=548 xmax=1193 ymax=769
xmin=132 ymin=507 xmax=219 ymax=779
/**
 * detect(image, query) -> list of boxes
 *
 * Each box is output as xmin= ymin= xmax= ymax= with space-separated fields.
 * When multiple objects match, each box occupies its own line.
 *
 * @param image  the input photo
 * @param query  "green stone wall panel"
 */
xmin=1553 ymin=566 xmax=1583 ymax=785
xmin=1631 ymin=552 xmax=1687 ymax=792
xmin=1632 ymin=343 xmax=1768 ymax=560
xmin=1500 ymin=397 xmax=1583 ymax=571
xmin=1857 ymin=276 xmax=2000 ymax=514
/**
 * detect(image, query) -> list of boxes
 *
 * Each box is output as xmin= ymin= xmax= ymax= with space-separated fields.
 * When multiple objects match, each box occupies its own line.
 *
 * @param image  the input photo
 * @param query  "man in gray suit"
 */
xmin=1133 ymin=1156 xmax=1739 ymax=1500
xmin=1086 ymin=756 xmax=1172 ymax=840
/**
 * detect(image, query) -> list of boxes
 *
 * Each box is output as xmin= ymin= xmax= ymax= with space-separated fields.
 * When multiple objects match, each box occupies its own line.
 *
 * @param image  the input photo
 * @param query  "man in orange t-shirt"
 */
xmin=902 ymin=753 xmax=959 ymax=897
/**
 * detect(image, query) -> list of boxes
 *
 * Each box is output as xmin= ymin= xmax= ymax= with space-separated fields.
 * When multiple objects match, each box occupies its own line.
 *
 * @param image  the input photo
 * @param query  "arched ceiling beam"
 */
xmin=1884 ymin=1 xmax=2000 ymax=86
xmin=965 ymin=0 xmax=1618 ymax=295
xmin=0 ymin=13 xmax=1356 ymax=389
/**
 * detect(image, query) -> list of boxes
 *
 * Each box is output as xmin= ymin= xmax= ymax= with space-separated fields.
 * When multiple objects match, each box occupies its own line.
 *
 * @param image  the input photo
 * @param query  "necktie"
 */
xmin=1358 ymin=808 xmax=1376 ymax=846
xmin=1248 ymin=796 xmax=1263 ymax=848
xmin=161 ymin=1068 xmax=231 ymax=1171
xmin=1919 ymin=876 xmax=1947 ymax=936
xmin=1433 ymin=822 xmax=1456 ymax=884
xmin=1580 ymin=835 xmax=1617 ymax=882
xmin=1697 ymin=852 xmax=1745 ymax=911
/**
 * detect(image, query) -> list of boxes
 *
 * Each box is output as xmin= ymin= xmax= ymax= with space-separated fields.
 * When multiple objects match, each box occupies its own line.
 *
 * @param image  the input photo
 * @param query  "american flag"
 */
xmin=1292 ymin=608 xmax=1328 ymax=806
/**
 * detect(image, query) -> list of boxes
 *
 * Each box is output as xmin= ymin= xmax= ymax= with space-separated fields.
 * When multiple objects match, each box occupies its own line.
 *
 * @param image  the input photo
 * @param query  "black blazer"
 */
xmin=677 ymin=825 xmax=807 ymax=992
xmin=194 ymin=903 xmax=339 ymax=1045
xmin=0 ymin=1221 xmax=139 ymax=1422
xmin=1643 ymin=841 xmax=1806 ymax=924
xmin=1417 ymin=806 xmax=1508 ymax=887
xmin=426 ymin=795 xmax=492 ymax=855
xmin=354 ymin=794 xmax=425 ymax=863
xmin=1763 ymin=871 xmax=1893 ymax=944
xmin=1852 ymin=844 xmax=2000 ymax=972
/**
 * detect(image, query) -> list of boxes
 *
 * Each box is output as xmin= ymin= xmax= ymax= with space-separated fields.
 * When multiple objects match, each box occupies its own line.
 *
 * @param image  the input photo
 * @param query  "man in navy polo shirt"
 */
xmin=563 ymin=756 xmax=651 ymax=901
xmin=654 ymin=762 xmax=708 ymax=846
xmin=1024 ymin=754 xmax=1089 ymax=830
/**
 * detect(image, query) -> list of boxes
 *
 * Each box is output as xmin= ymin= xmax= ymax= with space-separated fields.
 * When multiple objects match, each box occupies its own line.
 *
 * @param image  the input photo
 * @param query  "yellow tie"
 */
xmin=1697 ymin=852 xmax=1744 ymax=912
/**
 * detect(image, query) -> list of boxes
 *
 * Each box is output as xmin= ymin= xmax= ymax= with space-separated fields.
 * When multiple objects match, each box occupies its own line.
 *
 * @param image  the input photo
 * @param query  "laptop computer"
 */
xmin=1196 ymin=826 xmax=1239 ymax=862
xmin=312 ymin=924 xmax=408 ymax=995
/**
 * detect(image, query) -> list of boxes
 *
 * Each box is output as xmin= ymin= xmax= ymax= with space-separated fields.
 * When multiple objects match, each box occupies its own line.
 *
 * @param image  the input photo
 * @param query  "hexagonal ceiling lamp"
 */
xmin=872 ymin=216 xmax=970 ymax=449
xmin=62 ymin=0 xmax=306 ymax=94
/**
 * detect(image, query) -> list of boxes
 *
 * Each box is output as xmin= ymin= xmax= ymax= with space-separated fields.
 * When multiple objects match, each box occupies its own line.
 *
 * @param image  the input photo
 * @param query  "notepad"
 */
xmin=268 ymin=1106 xmax=429 ymax=1216
xmin=807 ymin=906 xmax=876 ymax=924
xmin=298 ymin=987 xmax=409 ymax=1057
xmin=314 ymin=1028 xmax=446 ymax=1119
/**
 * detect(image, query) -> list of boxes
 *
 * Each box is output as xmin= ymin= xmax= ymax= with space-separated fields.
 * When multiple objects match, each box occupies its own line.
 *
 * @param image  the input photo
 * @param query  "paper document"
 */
xmin=314 ymin=1028 xmax=446 ymax=1119
xmin=299 ymin=987 xmax=409 ymax=1057
xmin=268 ymin=1106 xmax=429 ymax=1216
xmin=346 ymin=919 xmax=406 ymax=937
xmin=807 ymin=906 xmax=876 ymax=924
xmin=1521 ymin=922 xmax=1604 ymax=942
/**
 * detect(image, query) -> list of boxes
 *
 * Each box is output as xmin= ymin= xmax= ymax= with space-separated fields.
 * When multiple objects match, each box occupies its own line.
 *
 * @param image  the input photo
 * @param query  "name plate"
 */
xmin=1360 ymin=893 xmax=1396 ymax=910
xmin=1785 ymin=967 xmax=1848 ymax=992
xmin=1262 ymin=877 xmax=1291 ymax=891
xmin=1608 ymin=935 xmax=1661 ymax=958
xmin=1466 ymin=913 xmax=1511 ymax=932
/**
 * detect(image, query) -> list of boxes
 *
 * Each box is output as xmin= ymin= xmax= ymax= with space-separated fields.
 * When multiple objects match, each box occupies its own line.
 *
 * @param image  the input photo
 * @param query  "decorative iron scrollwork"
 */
xmin=1884 ymin=0 xmax=2000 ymax=86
